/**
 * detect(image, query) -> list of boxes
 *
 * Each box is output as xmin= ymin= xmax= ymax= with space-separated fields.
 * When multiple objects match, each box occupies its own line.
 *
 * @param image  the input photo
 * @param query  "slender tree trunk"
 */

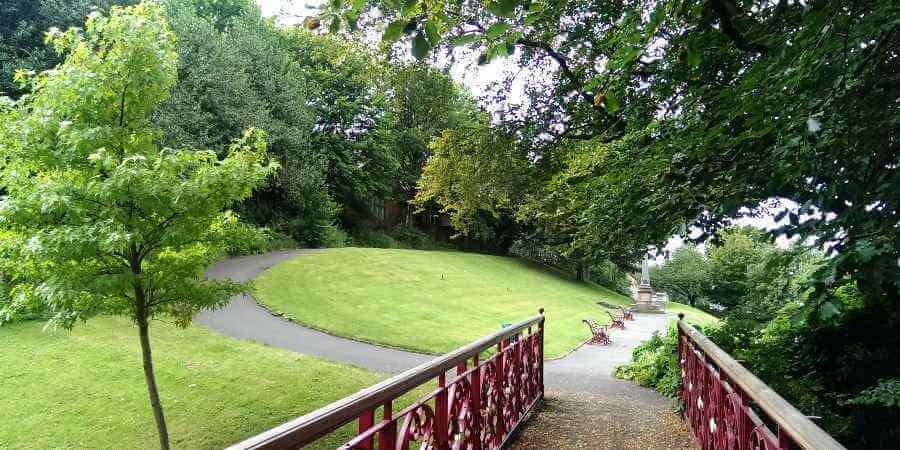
xmin=138 ymin=315 xmax=170 ymax=450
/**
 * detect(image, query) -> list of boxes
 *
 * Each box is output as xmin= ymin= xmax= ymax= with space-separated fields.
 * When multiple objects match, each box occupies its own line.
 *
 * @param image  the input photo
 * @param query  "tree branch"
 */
xmin=516 ymin=38 xmax=596 ymax=105
xmin=710 ymin=0 xmax=768 ymax=55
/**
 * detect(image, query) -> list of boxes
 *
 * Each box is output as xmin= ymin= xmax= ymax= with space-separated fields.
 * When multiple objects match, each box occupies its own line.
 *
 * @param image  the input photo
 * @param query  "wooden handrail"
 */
xmin=677 ymin=317 xmax=845 ymax=450
xmin=228 ymin=310 xmax=545 ymax=449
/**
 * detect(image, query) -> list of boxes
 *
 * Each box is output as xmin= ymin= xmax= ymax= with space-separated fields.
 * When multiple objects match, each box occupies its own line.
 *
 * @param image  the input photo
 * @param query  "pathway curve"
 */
xmin=198 ymin=251 xmax=694 ymax=449
xmin=195 ymin=250 xmax=431 ymax=373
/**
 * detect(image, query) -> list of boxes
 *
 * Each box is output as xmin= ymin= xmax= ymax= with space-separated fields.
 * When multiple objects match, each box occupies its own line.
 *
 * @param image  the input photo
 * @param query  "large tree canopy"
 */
xmin=322 ymin=3 xmax=899 ymax=443
xmin=326 ymin=0 xmax=898 ymax=303
xmin=0 ymin=0 xmax=138 ymax=98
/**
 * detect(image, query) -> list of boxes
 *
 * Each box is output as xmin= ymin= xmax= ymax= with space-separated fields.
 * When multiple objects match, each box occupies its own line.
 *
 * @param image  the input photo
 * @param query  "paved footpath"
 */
xmin=197 ymin=251 xmax=694 ymax=449
xmin=195 ymin=250 xmax=431 ymax=373
xmin=508 ymin=313 xmax=695 ymax=450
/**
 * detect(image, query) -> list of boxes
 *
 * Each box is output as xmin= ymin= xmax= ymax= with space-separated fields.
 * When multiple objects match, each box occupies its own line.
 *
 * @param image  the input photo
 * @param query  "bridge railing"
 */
xmin=677 ymin=314 xmax=845 ymax=450
xmin=227 ymin=309 xmax=545 ymax=450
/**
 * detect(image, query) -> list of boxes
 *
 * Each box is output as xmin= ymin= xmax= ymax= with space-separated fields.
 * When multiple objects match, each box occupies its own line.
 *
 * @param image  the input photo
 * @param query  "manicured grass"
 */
xmin=665 ymin=301 xmax=720 ymax=328
xmin=254 ymin=248 xmax=716 ymax=358
xmin=0 ymin=317 xmax=393 ymax=449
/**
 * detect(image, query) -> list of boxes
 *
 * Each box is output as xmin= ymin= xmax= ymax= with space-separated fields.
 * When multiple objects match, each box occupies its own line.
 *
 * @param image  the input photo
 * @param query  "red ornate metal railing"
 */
xmin=677 ymin=314 xmax=845 ymax=450
xmin=228 ymin=309 xmax=545 ymax=449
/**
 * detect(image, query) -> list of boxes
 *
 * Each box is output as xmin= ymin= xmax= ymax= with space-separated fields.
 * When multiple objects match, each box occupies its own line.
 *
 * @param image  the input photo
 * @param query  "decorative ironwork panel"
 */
xmin=677 ymin=320 xmax=844 ymax=450
xmin=226 ymin=312 xmax=546 ymax=450
xmin=340 ymin=323 xmax=544 ymax=450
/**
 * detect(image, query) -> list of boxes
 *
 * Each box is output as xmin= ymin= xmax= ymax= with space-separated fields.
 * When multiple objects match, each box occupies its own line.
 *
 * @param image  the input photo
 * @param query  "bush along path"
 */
xmin=198 ymin=251 xmax=694 ymax=449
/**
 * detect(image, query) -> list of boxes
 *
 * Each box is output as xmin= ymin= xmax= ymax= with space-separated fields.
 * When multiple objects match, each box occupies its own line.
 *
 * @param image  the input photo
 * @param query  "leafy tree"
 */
xmin=705 ymin=227 xmax=768 ymax=309
xmin=0 ymin=0 xmax=137 ymax=98
xmin=155 ymin=0 xmax=335 ymax=245
xmin=332 ymin=0 xmax=899 ymax=444
xmin=414 ymin=119 xmax=527 ymax=238
xmin=652 ymin=245 xmax=710 ymax=308
xmin=283 ymin=28 xmax=402 ymax=227
xmin=0 ymin=4 xmax=275 ymax=448
xmin=388 ymin=64 xmax=475 ymax=202
xmin=179 ymin=0 xmax=254 ymax=30
xmin=329 ymin=0 xmax=899 ymax=308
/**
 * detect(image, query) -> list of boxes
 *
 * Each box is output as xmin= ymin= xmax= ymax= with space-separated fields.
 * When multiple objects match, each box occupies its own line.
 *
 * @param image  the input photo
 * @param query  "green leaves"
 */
xmin=0 ymin=3 xmax=276 ymax=328
xmin=450 ymin=33 xmax=481 ymax=46
xmin=489 ymin=0 xmax=519 ymax=18
xmin=602 ymin=92 xmax=620 ymax=113
xmin=685 ymin=45 xmax=702 ymax=68
xmin=485 ymin=22 xmax=511 ymax=40
xmin=383 ymin=19 xmax=405 ymax=42
xmin=412 ymin=33 xmax=429 ymax=59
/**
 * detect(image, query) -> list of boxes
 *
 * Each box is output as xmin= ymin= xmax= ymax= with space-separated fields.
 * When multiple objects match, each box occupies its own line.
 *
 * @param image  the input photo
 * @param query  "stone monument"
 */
xmin=632 ymin=256 xmax=664 ymax=313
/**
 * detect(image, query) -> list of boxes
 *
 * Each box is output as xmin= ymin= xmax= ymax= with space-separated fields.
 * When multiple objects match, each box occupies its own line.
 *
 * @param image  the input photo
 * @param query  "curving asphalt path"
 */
xmin=198 ymin=250 xmax=693 ymax=448
xmin=195 ymin=249 xmax=431 ymax=373
xmin=197 ymin=250 xmax=677 ymax=382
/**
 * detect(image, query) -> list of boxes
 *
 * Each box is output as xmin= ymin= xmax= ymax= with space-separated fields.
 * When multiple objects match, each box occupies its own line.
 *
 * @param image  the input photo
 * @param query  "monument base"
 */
xmin=632 ymin=285 xmax=665 ymax=313
xmin=631 ymin=302 xmax=665 ymax=313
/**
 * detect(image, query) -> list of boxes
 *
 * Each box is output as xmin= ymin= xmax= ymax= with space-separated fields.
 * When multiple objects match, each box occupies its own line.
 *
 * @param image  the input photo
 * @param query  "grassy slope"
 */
xmin=0 ymin=317 xmax=392 ymax=450
xmin=254 ymin=248 xmax=716 ymax=358
xmin=665 ymin=301 xmax=719 ymax=328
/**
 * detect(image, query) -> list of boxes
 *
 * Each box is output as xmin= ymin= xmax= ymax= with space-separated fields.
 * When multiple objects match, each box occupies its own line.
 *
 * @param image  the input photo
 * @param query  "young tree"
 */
xmin=652 ymin=245 xmax=711 ymax=308
xmin=0 ymin=4 xmax=276 ymax=449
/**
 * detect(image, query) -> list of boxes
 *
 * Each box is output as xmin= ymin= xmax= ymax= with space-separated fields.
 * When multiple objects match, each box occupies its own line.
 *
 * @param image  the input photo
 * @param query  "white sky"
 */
xmin=256 ymin=0 xmax=519 ymax=100
xmin=257 ymin=1 xmax=802 ymax=263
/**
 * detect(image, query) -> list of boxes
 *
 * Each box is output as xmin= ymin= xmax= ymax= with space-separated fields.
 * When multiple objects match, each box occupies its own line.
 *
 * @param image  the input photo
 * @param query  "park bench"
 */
xmin=597 ymin=300 xmax=635 ymax=321
xmin=607 ymin=311 xmax=626 ymax=330
xmin=582 ymin=318 xmax=611 ymax=345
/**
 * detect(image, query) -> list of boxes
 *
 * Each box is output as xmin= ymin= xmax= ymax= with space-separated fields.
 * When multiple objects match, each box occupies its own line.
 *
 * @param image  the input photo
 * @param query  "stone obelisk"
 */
xmin=632 ymin=256 xmax=663 ymax=313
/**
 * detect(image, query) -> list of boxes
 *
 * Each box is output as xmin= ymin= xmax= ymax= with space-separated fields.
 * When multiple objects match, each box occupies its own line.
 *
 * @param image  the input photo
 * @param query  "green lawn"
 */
xmin=0 ymin=317 xmax=393 ymax=449
xmin=665 ymin=301 xmax=720 ymax=328
xmin=254 ymin=248 xmax=716 ymax=358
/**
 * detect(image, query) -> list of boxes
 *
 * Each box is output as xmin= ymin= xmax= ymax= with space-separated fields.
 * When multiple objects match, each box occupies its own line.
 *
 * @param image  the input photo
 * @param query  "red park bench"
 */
xmin=607 ymin=310 xmax=626 ymax=330
xmin=582 ymin=318 xmax=611 ymax=345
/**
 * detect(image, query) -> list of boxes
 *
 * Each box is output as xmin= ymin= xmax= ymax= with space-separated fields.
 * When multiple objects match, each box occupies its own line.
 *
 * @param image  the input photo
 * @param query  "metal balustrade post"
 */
xmin=778 ymin=426 xmax=790 ymax=450
xmin=494 ymin=340 xmax=506 ymax=447
xmin=676 ymin=317 xmax=845 ymax=450
xmin=358 ymin=409 xmax=375 ymax=450
xmin=470 ymin=354 xmax=483 ymax=450
xmin=435 ymin=373 xmax=449 ymax=450
xmin=226 ymin=313 xmax=547 ymax=450
xmin=378 ymin=401 xmax=395 ymax=450
xmin=538 ymin=308 xmax=545 ymax=398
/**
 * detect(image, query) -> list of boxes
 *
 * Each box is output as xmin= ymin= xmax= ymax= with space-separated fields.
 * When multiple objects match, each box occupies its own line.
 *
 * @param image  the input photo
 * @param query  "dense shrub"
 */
xmin=389 ymin=224 xmax=453 ymax=250
xmin=351 ymin=229 xmax=397 ymax=249
xmin=321 ymin=224 xmax=351 ymax=248
xmin=614 ymin=324 xmax=682 ymax=398
xmin=224 ymin=222 xmax=297 ymax=256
